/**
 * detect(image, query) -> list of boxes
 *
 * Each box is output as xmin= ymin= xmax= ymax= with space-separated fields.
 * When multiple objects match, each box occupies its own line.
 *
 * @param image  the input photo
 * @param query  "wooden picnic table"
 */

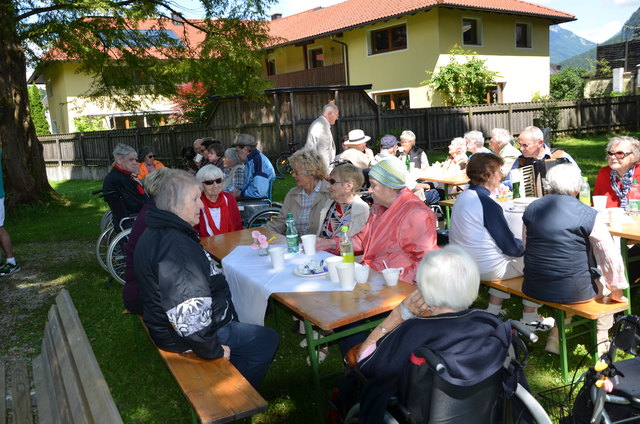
xmin=411 ymin=171 xmax=468 ymax=226
xmin=201 ymin=228 xmax=414 ymax=391
xmin=609 ymin=217 xmax=640 ymax=315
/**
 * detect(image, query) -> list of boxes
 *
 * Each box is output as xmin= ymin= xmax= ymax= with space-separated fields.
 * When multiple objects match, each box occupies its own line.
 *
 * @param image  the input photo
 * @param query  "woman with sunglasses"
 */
xmin=320 ymin=163 xmax=369 ymax=238
xmin=594 ymin=136 xmax=640 ymax=208
xmin=137 ymin=146 xmax=165 ymax=181
xmin=194 ymin=165 xmax=242 ymax=237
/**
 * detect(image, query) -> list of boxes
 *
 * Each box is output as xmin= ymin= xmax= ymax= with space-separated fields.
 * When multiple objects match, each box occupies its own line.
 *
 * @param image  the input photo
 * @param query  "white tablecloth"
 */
xmin=222 ymin=246 xmax=370 ymax=325
xmin=498 ymin=201 xmax=525 ymax=239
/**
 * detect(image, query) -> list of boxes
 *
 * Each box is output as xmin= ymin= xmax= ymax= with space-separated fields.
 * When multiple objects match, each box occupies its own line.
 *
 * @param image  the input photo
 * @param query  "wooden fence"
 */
xmin=40 ymin=86 xmax=640 ymax=181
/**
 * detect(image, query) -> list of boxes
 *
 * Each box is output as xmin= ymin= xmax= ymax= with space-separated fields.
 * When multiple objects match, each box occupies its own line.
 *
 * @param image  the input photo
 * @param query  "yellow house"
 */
xmin=266 ymin=0 xmax=574 ymax=108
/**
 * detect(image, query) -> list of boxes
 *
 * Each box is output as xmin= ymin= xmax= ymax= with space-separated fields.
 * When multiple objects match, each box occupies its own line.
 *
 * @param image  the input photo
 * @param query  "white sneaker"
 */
xmin=299 ymin=331 xmax=320 ymax=348
xmin=521 ymin=315 xmax=555 ymax=332
xmin=306 ymin=347 xmax=329 ymax=365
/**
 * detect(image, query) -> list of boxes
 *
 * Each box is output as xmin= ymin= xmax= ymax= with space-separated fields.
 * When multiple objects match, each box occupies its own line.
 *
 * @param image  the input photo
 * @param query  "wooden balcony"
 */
xmin=266 ymin=63 xmax=346 ymax=88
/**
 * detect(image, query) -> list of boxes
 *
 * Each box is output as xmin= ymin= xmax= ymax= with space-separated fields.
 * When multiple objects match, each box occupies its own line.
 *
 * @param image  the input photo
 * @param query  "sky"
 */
xmin=178 ymin=0 xmax=640 ymax=44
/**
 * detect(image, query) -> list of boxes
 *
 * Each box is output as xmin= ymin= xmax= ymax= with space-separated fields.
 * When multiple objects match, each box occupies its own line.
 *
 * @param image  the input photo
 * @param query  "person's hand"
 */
xmin=402 ymin=289 xmax=429 ymax=316
xmin=344 ymin=343 xmax=363 ymax=368
xmin=316 ymin=237 xmax=336 ymax=251
xmin=610 ymin=289 xmax=628 ymax=303
xmin=415 ymin=182 xmax=430 ymax=191
xmin=230 ymin=189 xmax=241 ymax=198
xmin=222 ymin=345 xmax=231 ymax=360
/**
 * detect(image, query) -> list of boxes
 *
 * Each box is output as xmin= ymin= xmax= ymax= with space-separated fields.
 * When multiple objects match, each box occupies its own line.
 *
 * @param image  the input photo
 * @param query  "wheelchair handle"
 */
xmin=415 ymin=347 xmax=445 ymax=374
xmin=511 ymin=320 xmax=539 ymax=343
xmin=91 ymin=189 xmax=104 ymax=196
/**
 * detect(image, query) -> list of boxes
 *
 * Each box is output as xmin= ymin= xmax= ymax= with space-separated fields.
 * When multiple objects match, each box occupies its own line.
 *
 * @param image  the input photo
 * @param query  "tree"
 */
xmin=169 ymin=81 xmax=211 ymax=124
xmin=422 ymin=46 xmax=500 ymax=106
xmin=550 ymin=66 xmax=588 ymax=100
xmin=28 ymin=84 xmax=50 ymax=136
xmin=0 ymin=1 xmax=274 ymax=208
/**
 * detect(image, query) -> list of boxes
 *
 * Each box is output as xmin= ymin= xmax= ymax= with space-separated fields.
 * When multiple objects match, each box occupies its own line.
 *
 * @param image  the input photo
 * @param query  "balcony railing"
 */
xmin=266 ymin=63 xmax=346 ymax=88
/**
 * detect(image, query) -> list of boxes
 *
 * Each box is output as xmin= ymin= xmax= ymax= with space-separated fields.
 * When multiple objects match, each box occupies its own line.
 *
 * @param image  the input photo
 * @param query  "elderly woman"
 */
xmin=134 ymin=171 xmax=279 ymax=388
xmin=354 ymin=246 xmax=514 ymax=423
xmin=264 ymin=149 xmax=333 ymax=236
xmin=137 ymin=146 xmax=165 ymax=181
xmin=442 ymin=137 xmax=468 ymax=173
xmin=222 ymin=147 xmax=246 ymax=193
xmin=194 ymin=165 xmax=242 ymax=237
xmin=206 ymin=142 xmax=225 ymax=169
xmin=523 ymin=164 xmax=628 ymax=354
xmin=594 ymin=135 xmax=640 ymax=209
xmin=317 ymin=159 xmax=438 ymax=283
xmin=450 ymin=153 xmax=550 ymax=331
xmin=320 ymin=163 xmax=369 ymax=238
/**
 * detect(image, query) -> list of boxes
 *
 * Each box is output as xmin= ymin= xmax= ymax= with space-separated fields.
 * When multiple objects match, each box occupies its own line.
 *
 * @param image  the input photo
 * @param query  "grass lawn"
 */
xmin=2 ymin=132 xmax=638 ymax=423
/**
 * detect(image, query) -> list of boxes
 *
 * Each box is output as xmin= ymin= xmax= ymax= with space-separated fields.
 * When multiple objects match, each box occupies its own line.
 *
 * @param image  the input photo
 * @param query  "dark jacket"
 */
xmin=357 ymin=310 xmax=513 ymax=424
xmin=134 ymin=206 xmax=235 ymax=359
xmin=122 ymin=201 xmax=153 ymax=315
xmin=102 ymin=166 xmax=149 ymax=225
xmin=523 ymin=194 xmax=598 ymax=303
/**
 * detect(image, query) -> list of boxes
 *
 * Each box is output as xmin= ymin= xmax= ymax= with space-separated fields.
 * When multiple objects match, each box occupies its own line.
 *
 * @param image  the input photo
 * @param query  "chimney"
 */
xmin=271 ymin=13 xmax=282 ymax=21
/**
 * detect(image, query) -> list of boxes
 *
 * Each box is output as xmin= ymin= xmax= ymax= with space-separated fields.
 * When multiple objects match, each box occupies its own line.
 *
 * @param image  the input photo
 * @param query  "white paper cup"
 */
xmin=592 ymin=195 xmax=608 ymax=210
xmin=336 ymin=263 xmax=355 ymax=290
xmin=268 ymin=246 xmax=285 ymax=270
xmin=354 ymin=263 xmax=370 ymax=283
xmin=382 ymin=267 xmax=402 ymax=286
xmin=300 ymin=234 xmax=317 ymax=256
xmin=325 ymin=256 xmax=344 ymax=282
xmin=608 ymin=207 xmax=625 ymax=225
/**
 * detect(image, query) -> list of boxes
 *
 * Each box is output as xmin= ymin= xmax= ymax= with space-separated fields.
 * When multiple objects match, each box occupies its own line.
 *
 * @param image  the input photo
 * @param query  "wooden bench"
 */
xmin=481 ymin=277 xmax=630 ymax=382
xmin=135 ymin=315 xmax=267 ymax=424
xmin=1 ymin=289 xmax=122 ymax=424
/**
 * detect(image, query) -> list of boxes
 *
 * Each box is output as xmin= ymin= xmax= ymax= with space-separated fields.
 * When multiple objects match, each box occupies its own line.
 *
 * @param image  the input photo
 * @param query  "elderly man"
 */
xmin=305 ymin=103 xmax=339 ymax=169
xmin=512 ymin=126 xmax=578 ymax=175
xmin=489 ymin=128 xmax=521 ymax=177
xmin=339 ymin=129 xmax=372 ymax=169
xmin=398 ymin=130 xmax=429 ymax=169
xmin=465 ymin=130 xmax=492 ymax=155
xmin=233 ymin=133 xmax=275 ymax=199
xmin=373 ymin=134 xmax=402 ymax=165
xmin=193 ymin=138 xmax=205 ymax=167
xmin=102 ymin=143 xmax=149 ymax=229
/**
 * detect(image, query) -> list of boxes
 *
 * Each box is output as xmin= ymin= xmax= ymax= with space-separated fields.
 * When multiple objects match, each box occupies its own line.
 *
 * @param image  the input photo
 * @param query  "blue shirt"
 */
xmin=241 ymin=149 xmax=275 ymax=199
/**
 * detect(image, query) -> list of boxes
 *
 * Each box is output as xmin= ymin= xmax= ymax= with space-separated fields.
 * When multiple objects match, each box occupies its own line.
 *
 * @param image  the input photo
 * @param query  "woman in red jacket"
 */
xmin=594 ymin=136 xmax=640 ymax=209
xmin=195 ymin=164 xmax=243 ymax=237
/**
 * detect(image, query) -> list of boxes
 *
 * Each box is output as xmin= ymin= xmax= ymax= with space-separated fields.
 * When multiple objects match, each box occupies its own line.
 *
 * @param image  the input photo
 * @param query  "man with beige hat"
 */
xmin=338 ymin=129 xmax=372 ymax=169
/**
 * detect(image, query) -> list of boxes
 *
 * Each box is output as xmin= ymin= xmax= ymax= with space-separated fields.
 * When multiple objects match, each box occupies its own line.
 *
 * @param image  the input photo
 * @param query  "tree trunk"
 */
xmin=0 ymin=11 xmax=55 ymax=209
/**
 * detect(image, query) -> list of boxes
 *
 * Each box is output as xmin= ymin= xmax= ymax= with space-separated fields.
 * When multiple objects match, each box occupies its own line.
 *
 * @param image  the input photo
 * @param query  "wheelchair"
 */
xmin=237 ymin=179 xmax=282 ymax=228
xmin=339 ymin=319 xmax=552 ymax=424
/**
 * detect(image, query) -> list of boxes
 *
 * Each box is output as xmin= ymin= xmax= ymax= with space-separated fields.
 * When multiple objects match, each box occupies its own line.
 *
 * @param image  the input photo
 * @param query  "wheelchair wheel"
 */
xmin=107 ymin=229 xmax=131 ymax=286
xmin=275 ymin=152 xmax=293 ymax=176
xmin=100 ymin=210 xmax=113 ymax=233
xmin=246 ymin=208 xmax=281 ymax=228
xmin=96 ymin=227 xmax=114 ymax=272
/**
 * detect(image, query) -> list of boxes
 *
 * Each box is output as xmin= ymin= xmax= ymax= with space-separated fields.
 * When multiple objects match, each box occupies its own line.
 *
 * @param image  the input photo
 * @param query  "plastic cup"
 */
xmin=268 ymin=246 xmax=285 ymax=270
xmin=607 ymin=207 xmax=624 ymax=225
xmin=592 ymin=195 xmax=607 ymax=210
xmin=325 ymin=256 xmax=344 ymax=282
xmin=354 ymin=264 xmax=370 ymax=283
xmin=300 ymin=234 xmax=317 ymax=256
xmin=336 ymin=263 xmax=355 ymax=290
xmin=382 ymin=267 xmax=402 ymax=286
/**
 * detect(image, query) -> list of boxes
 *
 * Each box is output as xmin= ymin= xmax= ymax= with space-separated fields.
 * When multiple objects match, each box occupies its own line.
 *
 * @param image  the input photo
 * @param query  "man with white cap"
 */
xmin=339 ymin=129 xmax=372 ymax=169
xmin=233 ymin=133 xmax=275 ymax=199
xmin=305 ymin=103 xmax=339 ymax=169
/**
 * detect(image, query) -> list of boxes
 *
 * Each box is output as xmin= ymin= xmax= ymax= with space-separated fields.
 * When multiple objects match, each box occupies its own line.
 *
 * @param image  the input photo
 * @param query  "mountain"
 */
xmin=550 ymin=25 xmax=596 ymax=64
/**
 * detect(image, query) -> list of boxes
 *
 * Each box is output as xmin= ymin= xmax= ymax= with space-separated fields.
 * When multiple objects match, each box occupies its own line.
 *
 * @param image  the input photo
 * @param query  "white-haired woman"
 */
xmin=320 ymin=163 xmax=369 ymax=238
xmin=594 ymin=135 xmax=640 ymax=209
xmin=222 ymin=147 xmax=246 ymax=193
xmin=523 ymin=164 xmax=628 ymax=354
xmin=442 ymin=137 xmax=468 ymax=173
xmin=195 ymin=165 xmax=242 ymax=238
xmin=353 ymin=246 xmax=515 ymax=423
xmin=134 ymin=171 xmax=279 ymax=388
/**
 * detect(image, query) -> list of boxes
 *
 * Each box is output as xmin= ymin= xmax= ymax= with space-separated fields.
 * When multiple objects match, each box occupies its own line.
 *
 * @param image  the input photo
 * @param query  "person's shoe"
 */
xmin=485 ymin=307 xmax=507 ymax=318
xmin=0 ymin=262 xmax=20 ymax=276
xmin=299 ymin=331 xmax=320 ymax=348
xmin=520 ymin=315 xmax=555 ymax=332
xmin=545 ymin=335 xmax=560 ymax=355
xmin=306 ymin=346 xmax=329 ymax=366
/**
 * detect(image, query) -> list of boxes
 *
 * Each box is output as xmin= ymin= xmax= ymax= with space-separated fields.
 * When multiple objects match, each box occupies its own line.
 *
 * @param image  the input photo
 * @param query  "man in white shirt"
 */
xmin=489 ymin=128 xmax=521 ymax=177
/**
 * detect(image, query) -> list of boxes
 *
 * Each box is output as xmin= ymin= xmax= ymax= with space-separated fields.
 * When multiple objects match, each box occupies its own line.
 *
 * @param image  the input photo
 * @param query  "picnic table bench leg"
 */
xmin=620 ymin=237 xmax=633 ymax=315
xmin=443 ymin=184 xmax=451 ymax=228
xmin=304 ymin=319 xmax=322 ymax=394
xmin=555 ymin=309 xmax=570 ymax=383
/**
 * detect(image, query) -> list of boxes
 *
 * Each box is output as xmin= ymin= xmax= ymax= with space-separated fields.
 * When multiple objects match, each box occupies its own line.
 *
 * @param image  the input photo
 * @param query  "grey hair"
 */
xmin=112 ymin=143 xmax=136 ymax=160
xmin=544 ymin=164 xmax=582 ymax=195
xmin=155 ymin=170 xmax=199 ymax=215
xmin=490 ymin=128 xmax=513 ymax=148
xmin=224 ymin=147 xmax=241 ymax=164
xmin=416 ymin=245 xmax=480 ymax=311
xmin=464 ymin=130 xmax=485 ymax=148
xmin=143 ymin=167 xmax=174 ymax=198
xmin=196 ymin=164 xmax=224 ymax=182
xmin=400 ymin=130 xmax=416 ymax=141
xmin=322 ymin=103 xmax=338 ymax=115
xmin=521 ymin=126 xmax=544 ymax=143
xmin=606 ymin=136 xmax=640 ymax=161
xmin=449 ymin=137 xmax=467 ymax=152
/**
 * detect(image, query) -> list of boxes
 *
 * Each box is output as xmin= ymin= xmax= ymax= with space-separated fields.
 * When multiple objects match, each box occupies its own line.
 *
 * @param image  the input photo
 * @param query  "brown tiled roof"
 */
xmin=267 ymin=0 xmax=574 ymax=46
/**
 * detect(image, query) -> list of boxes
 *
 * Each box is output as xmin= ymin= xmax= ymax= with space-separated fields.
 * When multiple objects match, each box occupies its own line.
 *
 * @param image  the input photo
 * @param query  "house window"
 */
xmin=309 ymin=47 xmax=324 ymax=68
xmin=371 ymin=24 xmax=407 ymax=55
xmin=462 ymin=18 xmax=482 ymax=46
xmin=486 ymin=83 xmax=505 ymax=104
xmin=374 ymin=90 xmax=410 ymax=110
xmin=516 ymin=23 xmax=532 ymax=48
xmin=266 ymin=59 xmax=276 ymax=76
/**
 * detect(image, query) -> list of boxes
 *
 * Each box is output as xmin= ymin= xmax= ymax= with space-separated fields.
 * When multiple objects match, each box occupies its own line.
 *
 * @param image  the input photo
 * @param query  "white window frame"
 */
xmin=366 ymin=21 xmax=409 ymax=57
xmin=462 ymin=17 xmax=483 ymax=47
xmin=515 ymin=22 xmax=532 ymax=49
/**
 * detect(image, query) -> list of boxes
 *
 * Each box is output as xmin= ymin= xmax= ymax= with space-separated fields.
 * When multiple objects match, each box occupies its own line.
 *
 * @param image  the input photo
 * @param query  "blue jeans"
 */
xmin=217 ymin=321 xmax=279 ymax=388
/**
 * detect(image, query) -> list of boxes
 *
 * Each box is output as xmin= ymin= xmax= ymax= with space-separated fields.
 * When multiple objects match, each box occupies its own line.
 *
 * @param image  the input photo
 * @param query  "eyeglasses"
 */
xmin=328 ymin=178 xmax=348 ymax=185
xmin=147 ymin=155 xmax=154 ymax=159
xmin=202 ymin=178 xmax=223 ymax=185
xmin=607 ymin=151 xmax=632 ymax=159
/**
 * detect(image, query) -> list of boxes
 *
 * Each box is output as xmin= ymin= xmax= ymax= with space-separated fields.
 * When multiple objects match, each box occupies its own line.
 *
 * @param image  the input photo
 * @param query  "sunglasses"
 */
xmin=328 ymin=178 xmax=348 ymax=185
xmin=147 ymin=155 xmax=154 ymax=159
xmin=607 ymin=151 xmax=632 ymax=159
xmin=202 ymin=178 xmax=223 ymax=185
